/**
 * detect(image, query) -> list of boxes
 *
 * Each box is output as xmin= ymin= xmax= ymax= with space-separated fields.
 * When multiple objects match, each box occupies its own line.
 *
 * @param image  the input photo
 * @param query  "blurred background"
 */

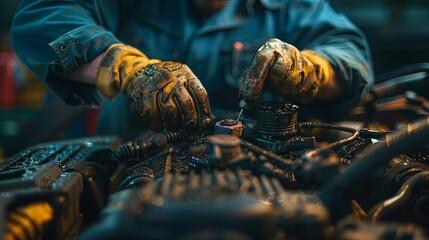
xmin=0 ymin=0 xmax=99 ymax=158
xmin=0 ymin=0 xmax=428 ymax=158
xmin=331 ymin=0 xmax=429 ymax=73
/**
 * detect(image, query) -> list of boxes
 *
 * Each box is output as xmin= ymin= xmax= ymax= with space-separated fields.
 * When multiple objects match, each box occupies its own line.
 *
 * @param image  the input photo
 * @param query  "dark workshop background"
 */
xmin=0 ymin=0 xmax=428 ymax=158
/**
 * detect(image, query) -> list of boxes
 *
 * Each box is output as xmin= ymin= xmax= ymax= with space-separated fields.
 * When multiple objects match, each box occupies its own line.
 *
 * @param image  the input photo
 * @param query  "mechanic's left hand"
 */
xmin=96 ymin=43 xmax=213 ymax=133
xmin=126 ymin=61 xmax=213 ymax=132
xmin=238 ymin=38 xmax=332 ymax=103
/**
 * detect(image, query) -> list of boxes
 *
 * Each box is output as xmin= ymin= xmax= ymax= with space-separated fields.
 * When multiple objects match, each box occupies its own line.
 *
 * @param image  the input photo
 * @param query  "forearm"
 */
xmin=315 ymin=65 xmax=343 ymax=100
xmin=68 ymin=53 xmax=104 ymax=85
xmin=284 ymin=0 xmax=373 ymax=103
xmin=11 ymin=0 xmax=121 ymax=107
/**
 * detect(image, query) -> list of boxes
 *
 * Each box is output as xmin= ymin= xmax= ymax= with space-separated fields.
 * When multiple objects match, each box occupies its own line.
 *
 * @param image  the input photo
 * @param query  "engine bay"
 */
xmin=1 ymin=65 xmax=429 ymax=240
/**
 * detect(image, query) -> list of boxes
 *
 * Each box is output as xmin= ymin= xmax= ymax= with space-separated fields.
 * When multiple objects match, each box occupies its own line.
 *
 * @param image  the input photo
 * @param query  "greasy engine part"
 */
xmin=239 ymin=139 xmax=299 ymax=170
xmin=356 ymin=155 xmax=429 ymax=211
xmin=5 ymin=202 xmax=53 ymax=240
xmin=367 ymin=170 xmax=429 ymax=226
xmin=109 ymin=131 xmax=188 ymax=190
xmin=214 ymin=118 xmax=243 ymax=137
xmin=254 ymin=155 xmax=298 ymax=187
xmin=348 ymin=63 xmax=429 ymax=129
xmin=206 ymin=135 xmax=246 ymax=169
xmin=111 ymin=131 xmax=185 ymax=164
xmin=335 ymin=216 xmax=428 ymax=240
xmin=320 ymin=116 xmax=429 ymax=222
xmin=79 ymin=170 xmax=329 ymax=240
xmin=245 ymin=102 xmax=316 ymax=154
xmin=0 ymin=137 xmax=122 ymax=239
xmin=2 ymin=99 xmax=429 ymax=239
xmin=0 ymin=165 xmax=82 ymax=239
xmin=256 ymin=102 xmax=298 ymax=138
xmin=248 ymin=134 xmax=316 ymax=155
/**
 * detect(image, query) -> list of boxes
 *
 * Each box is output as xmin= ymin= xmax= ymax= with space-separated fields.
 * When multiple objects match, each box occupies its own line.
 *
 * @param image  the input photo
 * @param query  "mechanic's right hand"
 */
xmin=96 ymin=43 xmax=212 ymax=132
xmin=238 ymin=38 xmax=331 ymax=104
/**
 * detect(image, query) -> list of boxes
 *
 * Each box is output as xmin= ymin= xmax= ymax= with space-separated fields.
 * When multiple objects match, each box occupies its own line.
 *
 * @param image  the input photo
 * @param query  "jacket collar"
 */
xmin=195 ymin=0 xmax=289 ymax=35
xmin=135 ymin=0 xmax=289 ymax=37
xmin=196 ymin=0 xmax=246 ymax=36
xmin=260 ymin=0 xmax=288 ymax=10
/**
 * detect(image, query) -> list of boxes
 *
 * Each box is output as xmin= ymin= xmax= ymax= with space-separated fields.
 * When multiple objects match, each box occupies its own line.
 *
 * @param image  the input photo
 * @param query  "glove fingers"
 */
xmin=276 ymin=50 xmax=317 ymax=103
xmin=187 ymin=77 xmax=213 ymax=130
xmin=173 ymin=87 xmax=198 ymax=132
xmin=157 ymin=81 xmax=182 ymax=131
xmin=238 ymin=43 xmax=276 ymax=101
xmin=129 ymin=85 xmax=164 ymax=131
xmin=144 ymin=96 xmax=164 ymax=131
xmin=267 ymin=45 xmax=296 ymax=95
xmin=127 ymin=61 xmax=212 ymax=132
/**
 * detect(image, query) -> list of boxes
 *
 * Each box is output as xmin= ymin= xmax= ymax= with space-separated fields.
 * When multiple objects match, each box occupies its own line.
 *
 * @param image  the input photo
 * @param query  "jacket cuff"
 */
xmin=46 ymin=24 xmax=120 ymax=107
xmin=49 ymin=24 xmax=120 ymax=74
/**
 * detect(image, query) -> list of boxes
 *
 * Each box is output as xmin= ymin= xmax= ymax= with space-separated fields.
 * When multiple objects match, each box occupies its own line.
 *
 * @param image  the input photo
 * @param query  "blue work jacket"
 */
xmin=12 ymin=0 xmax=373 ymax=138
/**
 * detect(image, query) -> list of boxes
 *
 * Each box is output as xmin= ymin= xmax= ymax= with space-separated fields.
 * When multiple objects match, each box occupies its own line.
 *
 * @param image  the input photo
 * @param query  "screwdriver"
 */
xmin=236 ymin=99 xmax=247 ymax=122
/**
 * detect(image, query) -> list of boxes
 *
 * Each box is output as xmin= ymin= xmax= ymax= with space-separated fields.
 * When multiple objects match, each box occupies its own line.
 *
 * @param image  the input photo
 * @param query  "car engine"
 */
xmin=1 ymin=65 xmax=429 ymax=240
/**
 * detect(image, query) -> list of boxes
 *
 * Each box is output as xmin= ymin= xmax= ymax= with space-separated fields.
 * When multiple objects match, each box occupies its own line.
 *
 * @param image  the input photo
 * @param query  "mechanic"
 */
xmin=11 ymin=0 xmax=373 ymax=138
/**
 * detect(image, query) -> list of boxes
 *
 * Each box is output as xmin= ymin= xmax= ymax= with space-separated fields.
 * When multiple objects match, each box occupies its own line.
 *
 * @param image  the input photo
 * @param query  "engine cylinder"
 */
xmin=256 ymin=102 xmax=298 ymax=139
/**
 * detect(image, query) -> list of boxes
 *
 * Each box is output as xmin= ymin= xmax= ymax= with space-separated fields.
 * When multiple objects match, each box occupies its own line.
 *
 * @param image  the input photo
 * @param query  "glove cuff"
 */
xmin=301 ymin=50 xmax=331 ymax=97
xmin=96 ymin=43 xmax=160 ymax=98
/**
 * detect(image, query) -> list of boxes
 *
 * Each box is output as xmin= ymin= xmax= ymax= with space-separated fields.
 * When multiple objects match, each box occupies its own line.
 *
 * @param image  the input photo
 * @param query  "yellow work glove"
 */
xmin=238 ymin=38 xmax=332 ymax=103
xmin=96 ymin=43 xmax=212 ymax=132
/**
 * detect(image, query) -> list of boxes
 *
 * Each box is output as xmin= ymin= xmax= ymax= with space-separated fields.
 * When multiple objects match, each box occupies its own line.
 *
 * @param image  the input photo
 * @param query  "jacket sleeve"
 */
xmin=282 ymin=0 xmax=373 ymax=121
xmin=11 ymin=0 xmax=122 ymax=107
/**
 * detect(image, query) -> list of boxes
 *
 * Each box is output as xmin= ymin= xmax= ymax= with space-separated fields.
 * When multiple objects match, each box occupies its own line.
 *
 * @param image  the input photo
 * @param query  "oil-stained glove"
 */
xmin=96 ymin=43 xmax=212 ymax=132
xmin=238 ymin=38 xmax=331 ymax=103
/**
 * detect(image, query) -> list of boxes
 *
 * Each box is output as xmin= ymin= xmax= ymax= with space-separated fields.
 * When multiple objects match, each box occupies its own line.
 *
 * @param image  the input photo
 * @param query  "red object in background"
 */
xmin=233 ymin=41 xmax=244 ymax=51
xmin=232 ymin=41 xmax=244 ymax=77
xmin=85 ymin=109 xmax=100 ymax=136
xmin=0 ymin=49 xmax=16 ymax=107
